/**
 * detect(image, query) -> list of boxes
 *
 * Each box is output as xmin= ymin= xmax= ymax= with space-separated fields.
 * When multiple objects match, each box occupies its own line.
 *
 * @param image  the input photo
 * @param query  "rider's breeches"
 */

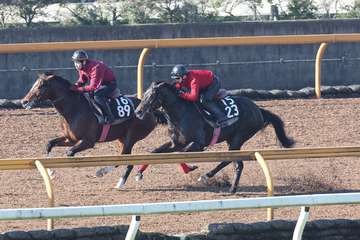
xmin=94 ymin=81 xmax=117 ymax=104
xmin=200 ymin=76 xmax=221 ymax=103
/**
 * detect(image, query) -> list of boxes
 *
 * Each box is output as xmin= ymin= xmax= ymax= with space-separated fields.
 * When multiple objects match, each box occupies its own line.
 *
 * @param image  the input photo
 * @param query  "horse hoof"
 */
xmin=229 ymin=187 xmax=237 ymax=194
xmin=198 ymin=175 xmax=209 ymax=183
xmin=66 ymin=150 xmax=74 ymax=157
xmin=187 ymin=165 xmax=198 ymax=173
xmin=95 ymin=170 xmax=103 ymax=178
xmin=96 ymin=166 xmax=115 ymax=177
xmin=135 ymin=172 xmax=143 ymax=182
xmin=114 ymin=177 xmax=126 ymax=189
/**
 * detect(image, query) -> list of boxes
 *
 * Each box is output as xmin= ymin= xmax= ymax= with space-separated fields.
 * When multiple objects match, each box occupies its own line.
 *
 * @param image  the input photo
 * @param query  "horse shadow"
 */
xmin=274 ymin=187 xmax=360 ymax=196
xmin=123 ymin=184 xmax=268 ymax=194
xmin=119 ymin=184 xmax=359 ymax=196
xmin=0 ymin=112 xmax=57 ymax=117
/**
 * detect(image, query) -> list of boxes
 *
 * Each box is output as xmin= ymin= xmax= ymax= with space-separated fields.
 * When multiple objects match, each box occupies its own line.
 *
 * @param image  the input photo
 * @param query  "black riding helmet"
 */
xmin=72 ymin=50 xmax=88 ymax=70
xmin=72 ymin=49 xmax=88 ymax=62
xmin=171 ymin=64 xmax=188 ymax=79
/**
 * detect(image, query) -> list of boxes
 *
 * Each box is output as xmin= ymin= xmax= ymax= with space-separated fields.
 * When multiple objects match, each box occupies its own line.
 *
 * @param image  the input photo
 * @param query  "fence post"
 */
xmin=315 ymin=43 xmax=328 ymax=98
xmin=35 ymin=160 xmax=54 ymax=230
xmin=292 ymin=206 xmax=310 ymax=240
xmin=137 ymin=48 xmax=150 ymax=99
xmin=254 ymin=152 xmax=274 ymax=220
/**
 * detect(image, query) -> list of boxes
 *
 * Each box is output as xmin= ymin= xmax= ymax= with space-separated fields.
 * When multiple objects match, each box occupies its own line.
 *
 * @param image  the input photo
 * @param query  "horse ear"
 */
xmin=42 ymin=71 xmax=55 ymax=80
xmin=37 ymin=71 xmax=54 ymax=80
xmin=158 ymin=82 xmax=167 ymax=87
xmin=37 ymin=72 xmax=44 ymax=78
xmin=45 ymin=75 xmax=55 ymax=80
xmin=154 ymin=81 xmax=167 ymax=88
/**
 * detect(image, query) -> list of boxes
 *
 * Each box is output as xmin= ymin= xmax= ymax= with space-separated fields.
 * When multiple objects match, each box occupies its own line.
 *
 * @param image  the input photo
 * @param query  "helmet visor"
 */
xmin=171 ymin=74 xmax=181 ymax=80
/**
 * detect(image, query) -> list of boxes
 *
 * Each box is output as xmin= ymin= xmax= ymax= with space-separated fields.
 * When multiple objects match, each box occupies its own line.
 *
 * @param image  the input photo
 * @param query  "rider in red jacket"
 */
xmin=70 ymin=50 xmax=117 ymax=123
xmin=175 ymin=69 xmax=214 ymax=102
xmin=171 ymin=64 xmax=227 ymax=127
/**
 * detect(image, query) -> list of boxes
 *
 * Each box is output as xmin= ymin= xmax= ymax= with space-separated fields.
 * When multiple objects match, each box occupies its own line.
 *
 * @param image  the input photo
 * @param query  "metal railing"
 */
xmin=1 ymin=146 xmax=360 ymax=230
xmin=0 ymin=192 xmax=359 ymax=240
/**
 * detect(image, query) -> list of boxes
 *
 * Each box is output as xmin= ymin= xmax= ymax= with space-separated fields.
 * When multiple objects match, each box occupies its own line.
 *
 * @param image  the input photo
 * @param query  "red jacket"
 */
xmin=75 ymin=59 xmax=116 ymax=92
xmin=175 ymin=70 xmax=214 ymax=102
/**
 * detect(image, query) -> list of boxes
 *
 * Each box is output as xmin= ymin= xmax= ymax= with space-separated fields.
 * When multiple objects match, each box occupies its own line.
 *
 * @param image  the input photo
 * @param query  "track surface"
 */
xmin=0 ymin=98 xmax=359 ymax=234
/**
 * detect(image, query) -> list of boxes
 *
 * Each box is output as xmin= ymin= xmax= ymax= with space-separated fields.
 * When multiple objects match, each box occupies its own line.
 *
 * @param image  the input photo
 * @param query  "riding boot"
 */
xmin=96 ymin=97 xmax=114 ymax=124
xmin=102 ymin=102 xmax=114 ymax=124
xmin=202 ymin=101 xmax=228 ymax=127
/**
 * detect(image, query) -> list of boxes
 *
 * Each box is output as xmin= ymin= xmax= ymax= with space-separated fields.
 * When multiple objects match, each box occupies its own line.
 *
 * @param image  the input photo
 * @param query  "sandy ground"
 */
xmin=0 ymin=97 xmax=359 ymax=235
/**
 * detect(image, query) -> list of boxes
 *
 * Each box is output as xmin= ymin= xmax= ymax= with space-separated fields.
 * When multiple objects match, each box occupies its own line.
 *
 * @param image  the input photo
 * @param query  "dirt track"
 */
xmin=0 ymin=97 xmax=359 ymax=235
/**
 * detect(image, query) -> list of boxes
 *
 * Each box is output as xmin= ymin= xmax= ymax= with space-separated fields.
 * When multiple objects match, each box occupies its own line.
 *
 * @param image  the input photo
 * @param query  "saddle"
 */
xmin=197 ymin=89 xmax=239 ymax=128
xmin=85 ymin=88 xmax=135 ymax=125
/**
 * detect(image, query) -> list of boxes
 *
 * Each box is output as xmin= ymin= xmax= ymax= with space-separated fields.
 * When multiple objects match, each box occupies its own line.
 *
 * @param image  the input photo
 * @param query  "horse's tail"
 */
xmin=260 ymin=108 xmax=295 ymax=148
xmin=153 ymin=109 xmax=167 ymax=125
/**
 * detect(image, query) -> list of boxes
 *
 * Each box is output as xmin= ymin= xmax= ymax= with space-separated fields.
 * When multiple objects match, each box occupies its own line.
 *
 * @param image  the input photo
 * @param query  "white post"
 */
xmin=292 ymin=206 xmax=310 ymax=240
xmin=125 ymin=215 xmax=141 ymax=240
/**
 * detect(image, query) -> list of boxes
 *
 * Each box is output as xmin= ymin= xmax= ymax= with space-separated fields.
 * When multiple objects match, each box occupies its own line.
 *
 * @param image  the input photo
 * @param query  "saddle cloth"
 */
xmin=86 ymin=93 xmax=135 ymax=125
xmin=199 ymin=94 xmax=239 ymax=128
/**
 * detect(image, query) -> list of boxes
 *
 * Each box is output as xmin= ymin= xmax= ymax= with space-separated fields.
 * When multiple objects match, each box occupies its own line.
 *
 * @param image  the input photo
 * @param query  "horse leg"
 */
xmin=228 ymin=129 xmax=261 ymax=193
xmin=66 ymin=139 xmax=94 ymax=156
xmin=96 ymin=140 xmax=135 ymax=186
xmin=45 ymin=136 xmax=74 ymax=179
xmin=178 ymin=142 xmax=202 ymax=173
xmin=116 ymin=165 xmax=134 ymax=189
xmin=198 ymin=161 xmax=232 ymax=183
xmin=136 ymin=141 xmax=172 ymax=175
xmin=135 ymin=141 xmax=181 ymax=180
xmin=135 ymin=164 xmax=147 ymax=182
xmin=46 ymin=136 xmax=74 ymax=156
xmin=198 ymin=135 xmax=247 ymax=193
xmin=96 ymin=141 xmax=124 ymax=178
xmin=114 ymin=141 xmax=135 ymax=189
xmin=198 ymin=118 xmax=232 ymax=179
xmin=229 ymin=160 xmax=244 ymax=194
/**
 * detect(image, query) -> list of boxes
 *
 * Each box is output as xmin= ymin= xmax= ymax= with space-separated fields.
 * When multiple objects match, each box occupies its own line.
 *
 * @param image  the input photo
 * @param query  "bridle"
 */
xmin=35 ymin=77 xmax=65 ymax=105
xmin=51 ymin=95 xmax=65 ymax=105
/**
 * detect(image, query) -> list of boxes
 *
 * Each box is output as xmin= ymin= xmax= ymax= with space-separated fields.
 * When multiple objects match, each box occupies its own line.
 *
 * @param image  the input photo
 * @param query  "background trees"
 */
xmin=0 ymin=0 xmax=358 ymax=28
xmin=342 ymin=0 xmax=360 ymax=18
xmin=3 ymin=0 xmax=63 ymax=27
xmin=285 ymin=0 xmax=318 ymax=19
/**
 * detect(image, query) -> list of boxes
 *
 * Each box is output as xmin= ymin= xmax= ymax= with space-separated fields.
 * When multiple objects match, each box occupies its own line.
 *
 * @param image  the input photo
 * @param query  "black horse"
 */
xmin=135 ymin=81 xmax=295 ymax=193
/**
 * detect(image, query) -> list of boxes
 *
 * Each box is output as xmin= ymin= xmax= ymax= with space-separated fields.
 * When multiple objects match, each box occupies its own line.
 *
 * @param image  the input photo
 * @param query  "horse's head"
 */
xmin=135 ymin=81 xmax=176 ymax=119
xmin=21 ymin=72 xmax=71 ymax=109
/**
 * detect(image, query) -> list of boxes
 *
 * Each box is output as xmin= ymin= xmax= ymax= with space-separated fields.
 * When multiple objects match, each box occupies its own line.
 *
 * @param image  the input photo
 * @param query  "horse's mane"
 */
xmin=152 ymin=80 xmax=191 ymax=106
xmin=40 ymin=72 xmax=72 ymax=89
xmin=54 ymin=75 xmax=72 ymax=88
xmin=153 ymin=80 xmax=177 ymax=92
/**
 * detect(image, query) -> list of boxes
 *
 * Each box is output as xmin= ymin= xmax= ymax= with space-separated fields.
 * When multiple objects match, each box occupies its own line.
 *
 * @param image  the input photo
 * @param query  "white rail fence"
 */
xmin=1 ymin=192 xmax=359 ymax=240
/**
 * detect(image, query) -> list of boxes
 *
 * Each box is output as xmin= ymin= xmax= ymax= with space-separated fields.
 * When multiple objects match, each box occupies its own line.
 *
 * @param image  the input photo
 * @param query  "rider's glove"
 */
xmin=199 ymin=94 xmax=206 ymax=104
xmin=69 ymin=84 xmax=79 ymax=91
xmin=70 ymin=84 xmax=84 ymax=92
xmin=177 ymin=89 xmax=185 ymax=95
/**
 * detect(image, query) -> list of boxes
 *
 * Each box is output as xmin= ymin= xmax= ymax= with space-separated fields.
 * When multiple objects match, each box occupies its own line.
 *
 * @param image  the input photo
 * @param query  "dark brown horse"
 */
xmin=21 ymin=73 xmax=168 ymax=188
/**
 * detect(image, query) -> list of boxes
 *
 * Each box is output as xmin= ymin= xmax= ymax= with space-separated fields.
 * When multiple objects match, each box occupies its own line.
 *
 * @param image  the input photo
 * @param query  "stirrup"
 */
xmin=99 ymin=116 xmax=110 ymax=125
xmin=217 ymin=118 xmax=237 ymax=128
xmin=103 ymin=115 xmax=114 ymax=124
xmin=214 ymin=118 xmax=228 ymax=127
